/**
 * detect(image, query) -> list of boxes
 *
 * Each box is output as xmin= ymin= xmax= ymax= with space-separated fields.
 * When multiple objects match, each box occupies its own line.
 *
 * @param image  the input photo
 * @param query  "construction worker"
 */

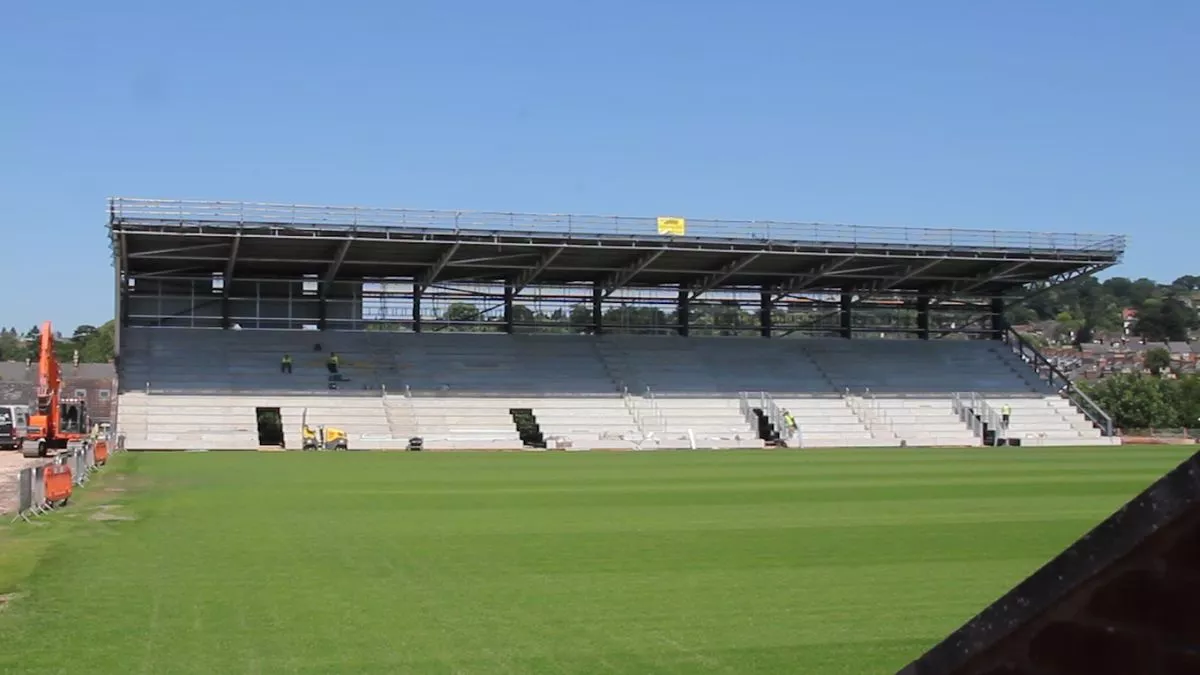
xmin=326 ymin=352 xmax=340 ymax=375
xmin=280 ymin=354 xmax=292 ymax=374
xmin=1001 ymin=403 xmax=1012 ymax=430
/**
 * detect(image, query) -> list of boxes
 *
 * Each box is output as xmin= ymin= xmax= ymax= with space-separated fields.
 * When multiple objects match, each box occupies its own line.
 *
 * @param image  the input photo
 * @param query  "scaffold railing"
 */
xmin=109 ymin=197 xmax=1127 ymax=255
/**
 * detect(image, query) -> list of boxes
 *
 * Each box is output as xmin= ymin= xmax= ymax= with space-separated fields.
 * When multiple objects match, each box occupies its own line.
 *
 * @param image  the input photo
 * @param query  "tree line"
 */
xmin=379 ymin=274 xmax=1200 ymax=339
xmin=1079 ymin=372 xmax=1200 ymax=431
xmin=374 ymin=300 xmax=994 ymax=335
xmin=0 ymin=322 xmax=116 ymax=364
xmin=1009 ymin=274 xmax=1200 ymax=343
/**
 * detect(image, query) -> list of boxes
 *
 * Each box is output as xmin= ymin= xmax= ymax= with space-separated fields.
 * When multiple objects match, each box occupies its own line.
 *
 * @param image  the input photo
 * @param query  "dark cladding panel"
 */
xmin=898 ymin=451 xmax=1200 ymax=675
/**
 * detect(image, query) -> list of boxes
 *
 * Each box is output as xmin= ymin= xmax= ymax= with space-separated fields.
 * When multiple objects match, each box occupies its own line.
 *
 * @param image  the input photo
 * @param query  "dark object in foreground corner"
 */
xmin=898 ymin=451 xmax=1200 ymax=675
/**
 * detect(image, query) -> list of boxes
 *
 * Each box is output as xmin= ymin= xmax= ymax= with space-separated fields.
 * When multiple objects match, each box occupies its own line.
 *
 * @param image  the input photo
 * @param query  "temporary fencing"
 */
xmin=11 ymin=433 xmax=125 ymax=523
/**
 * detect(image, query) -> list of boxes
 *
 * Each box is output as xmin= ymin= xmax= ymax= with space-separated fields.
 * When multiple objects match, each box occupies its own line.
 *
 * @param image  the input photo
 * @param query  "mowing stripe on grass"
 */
xmin=0 ymin=447 xmax=1190 ymax=674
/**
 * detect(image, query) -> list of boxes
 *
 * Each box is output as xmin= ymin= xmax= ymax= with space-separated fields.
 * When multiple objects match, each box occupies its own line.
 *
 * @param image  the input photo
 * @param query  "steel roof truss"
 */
xmin=513 ymin=246 xmax=566 ymax=295
xmin=690 ymin=252 xmax=762 ymax=299
xmin=604 ymin=249 xmax=665 ymax=297
xmin=420 ymin=242 xmax=462 ymax=286
xmin=772 ymin=256 xmax=856 ymax=302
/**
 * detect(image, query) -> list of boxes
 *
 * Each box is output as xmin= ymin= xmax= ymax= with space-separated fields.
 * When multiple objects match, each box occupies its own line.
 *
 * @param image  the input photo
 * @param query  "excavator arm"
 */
xmin=35 ymin=321 xmax=60 ymax=418
xmin=24 ymin=321 xmax=64 ymax=457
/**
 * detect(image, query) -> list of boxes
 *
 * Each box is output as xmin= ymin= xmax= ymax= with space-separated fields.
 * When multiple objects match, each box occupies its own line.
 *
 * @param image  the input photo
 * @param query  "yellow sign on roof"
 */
xmin=656 ymin=216 xmax=686 ymax=236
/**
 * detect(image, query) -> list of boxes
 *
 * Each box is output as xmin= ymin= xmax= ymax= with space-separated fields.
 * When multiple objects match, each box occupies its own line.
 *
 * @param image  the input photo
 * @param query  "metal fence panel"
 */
xmin=32 ymin=465 xmax=46 ymax=510
xmin=17 ymin=468 xmax=32 ymax=515
xmin=73 ymin=451 xmax=86 ymax=486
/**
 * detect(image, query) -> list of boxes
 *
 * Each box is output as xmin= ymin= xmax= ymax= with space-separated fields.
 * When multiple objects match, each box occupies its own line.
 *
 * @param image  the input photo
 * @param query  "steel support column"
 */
xmin=592 ymin=284 xmax=604 ymax=334
xmin=840 ymin=292 xmax=853 ymax=339
xmin=917 ymin=294 xmax=931 ymax=340
xmin=113 ymin=256 xmax=123 ymax=359
xmin=677 ymin=288 xmax=690 ymax=337
xmin=219 ymin=236 xmax=240 ymax=330
xmin=412 ymin=283 xmax=423 ymax=333
xmin=503 ymin=282 xmax=515 ymax=334
xmin=990 ymin=296 xmax=1006 ymax=340
xmin=760 ymin=288 xmax=772 ymax=338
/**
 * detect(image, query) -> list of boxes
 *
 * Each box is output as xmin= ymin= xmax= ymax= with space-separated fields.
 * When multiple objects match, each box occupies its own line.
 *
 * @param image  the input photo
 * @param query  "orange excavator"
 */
xmin=24 ymin=321 xmax=90 ymax=458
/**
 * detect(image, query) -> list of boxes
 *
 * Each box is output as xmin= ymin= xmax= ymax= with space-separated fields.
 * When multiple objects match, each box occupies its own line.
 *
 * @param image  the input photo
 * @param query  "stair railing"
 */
xmin=1001 ymin=326 xmax=1114 ymax=436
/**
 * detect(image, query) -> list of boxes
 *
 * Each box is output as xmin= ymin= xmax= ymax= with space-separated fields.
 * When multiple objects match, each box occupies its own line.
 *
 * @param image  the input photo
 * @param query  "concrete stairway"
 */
xmin=116 ymin=328 xmax=1121 ymax=450
xmin=870 ymin=397 xmax=982 ymax=447
xmin=987 ymin=395 xmax=1117 ymax=446
xmin=774 ymin=396 xmax=894 ymax=448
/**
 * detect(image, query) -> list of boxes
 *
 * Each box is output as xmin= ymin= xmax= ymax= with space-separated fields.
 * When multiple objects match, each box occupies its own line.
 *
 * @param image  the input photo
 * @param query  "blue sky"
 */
xmin=2 ymin=0 xmax=1196 ymax=332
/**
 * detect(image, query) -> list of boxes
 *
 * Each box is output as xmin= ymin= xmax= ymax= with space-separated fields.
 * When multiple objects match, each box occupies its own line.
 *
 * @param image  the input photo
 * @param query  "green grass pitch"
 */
xmin=0 ymin=447 xmax=1192 ymax=674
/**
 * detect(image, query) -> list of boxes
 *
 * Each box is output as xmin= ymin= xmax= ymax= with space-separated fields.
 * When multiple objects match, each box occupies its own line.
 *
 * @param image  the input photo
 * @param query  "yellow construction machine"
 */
xmin=300 ymin=409 xmax=348 ymax=451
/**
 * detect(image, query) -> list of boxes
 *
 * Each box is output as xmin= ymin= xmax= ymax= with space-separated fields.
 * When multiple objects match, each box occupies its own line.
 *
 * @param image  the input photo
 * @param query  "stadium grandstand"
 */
xmin=108 ymin=198 xmax=1126 ymax=451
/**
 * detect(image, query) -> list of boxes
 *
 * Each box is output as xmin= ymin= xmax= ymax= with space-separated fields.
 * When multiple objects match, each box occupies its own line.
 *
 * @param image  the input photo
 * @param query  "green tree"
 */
xmin=442 ymin=302 xmax=480 ymax=326
xmin=511 ymin=304 xmax=536 ymax=326
xmin=1143 ymin=347 xmax=1171 ymax=376
xmin=603 ymin=306 xmax=669 ymax=334
xmin=76 ymin=321 xmax=116 ymax=363
xmin=0 ymin=330 xmax=21 ymax=361
xmin=1134 ymin=298 xmax=1196 ymax=342
xmin=568 ymin=304 xmax=593 ymax=330
xmin=1173 ymin=375 xmax=1200 ymax=428
xmin=1079 ymin=374 xmax=1178 ymax=430
xmin=1170 ymin=275 xmax=1200 ymax=292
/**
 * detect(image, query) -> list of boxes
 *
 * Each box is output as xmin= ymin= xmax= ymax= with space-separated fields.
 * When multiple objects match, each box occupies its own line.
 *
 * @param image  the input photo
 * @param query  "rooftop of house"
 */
xmin=0 ymin=361 xmax=115 ymax=383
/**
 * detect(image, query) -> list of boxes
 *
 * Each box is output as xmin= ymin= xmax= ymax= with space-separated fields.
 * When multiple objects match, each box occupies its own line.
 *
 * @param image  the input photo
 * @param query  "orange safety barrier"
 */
xmin=95 ymin=440 xmax=109 ymax=465
xmin=44 ymin=464 xmax=73 ymax=506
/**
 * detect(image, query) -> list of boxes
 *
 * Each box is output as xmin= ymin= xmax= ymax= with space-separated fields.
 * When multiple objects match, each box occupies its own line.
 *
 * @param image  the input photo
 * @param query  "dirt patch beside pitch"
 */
xmin=0 ymin=452 xmax=52 ymax=516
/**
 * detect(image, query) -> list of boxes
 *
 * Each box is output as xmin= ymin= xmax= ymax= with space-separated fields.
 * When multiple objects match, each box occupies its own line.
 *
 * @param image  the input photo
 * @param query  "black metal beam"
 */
xmin=690 ymin=252 xmax=762 ymax=299
xmin=935 ymin=260 xmax=1035 ymax=297
xmin=773 ymin=256 xmax=856 ymax=302
xmin=603 ymin=250 xmax=665 ymax=297
xmin=592 ymin=284 xmax=604 ymax=334
xmin=503 ymin=282 xmax=515 ymax=334
xmin=221 ymin=235 xmax=241 ymax=299
xmin=412 ymin=284 xmax=423 ymax=333
xmin=512 ymin=246 xmax=565 ymax=295
xmin=917 ymin=295 xmax=931 ymax=340
xmin=936 ymin=263 xmax=1111 ymax=337
xmin=127 ymin=242 xmax=231 ymax=258
xmin=677 ymin=288 xmax=690 ymax=336
xmin=797 ymin=259 xmax=947 ymax=327
xmin=117 ymin=232 xmax=130 ymax=275
xmin=868 ymin=259 xmax=945 ymax=294
xmin=320 ymin=239 xmax=354 ymax=298
xmin=760 ymin=288 xmax=772 ymax=337
xmin=420 ymin=242 xmax=461 ymax=286
xmin=115 ymin=229 xmax=1122 ymax=268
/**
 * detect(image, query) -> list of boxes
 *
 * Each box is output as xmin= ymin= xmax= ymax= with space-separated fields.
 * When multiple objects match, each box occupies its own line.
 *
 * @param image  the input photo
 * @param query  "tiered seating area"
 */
xmin=988 ymin=396 xmax=1110 ymax=446
xmin=117 ymin=328 xmax=1115 ymax=450
xmin=117 ymin=393 xmax=259 ymax=450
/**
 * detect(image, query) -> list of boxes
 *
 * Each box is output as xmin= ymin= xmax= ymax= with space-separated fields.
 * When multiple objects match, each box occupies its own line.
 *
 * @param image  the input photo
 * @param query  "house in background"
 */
xmin=0 ymin=362 xmax=116 ymax=423
xmin=1122 ymin=308 xmax=1138 ymax=336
